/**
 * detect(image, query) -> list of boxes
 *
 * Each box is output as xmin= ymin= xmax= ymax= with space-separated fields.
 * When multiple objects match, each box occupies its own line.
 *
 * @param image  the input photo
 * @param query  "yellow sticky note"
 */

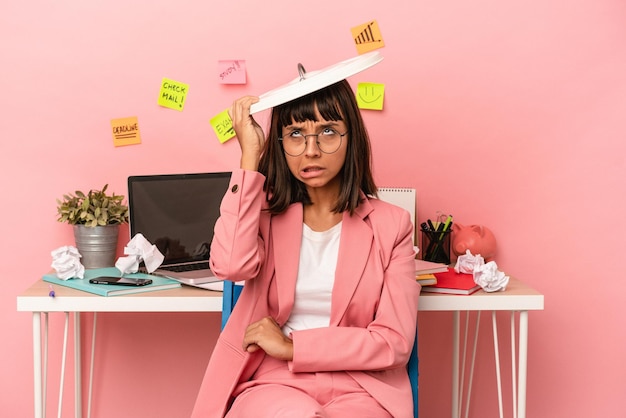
xmin=210 ymin=109 xmax=236 ymax=143
xmin=111 ymin=116 xmax=141 ymax=146
xmin=351 ymin=20 xmax=385 ymax=54
xmin=158 ymin=78 xmax=189 ymax=111
xmin=356 ymin=83 xmax=385 ymax=110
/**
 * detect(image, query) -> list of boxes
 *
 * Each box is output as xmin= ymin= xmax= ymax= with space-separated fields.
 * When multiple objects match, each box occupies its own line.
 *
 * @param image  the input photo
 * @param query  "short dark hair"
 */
xmin=258 ymin=79 xmax=377 ymax=215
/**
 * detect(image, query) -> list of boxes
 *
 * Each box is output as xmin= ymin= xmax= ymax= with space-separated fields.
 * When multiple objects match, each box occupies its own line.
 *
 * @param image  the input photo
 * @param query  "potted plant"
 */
xmin=56 ymin=184 xmax=129 ymax=268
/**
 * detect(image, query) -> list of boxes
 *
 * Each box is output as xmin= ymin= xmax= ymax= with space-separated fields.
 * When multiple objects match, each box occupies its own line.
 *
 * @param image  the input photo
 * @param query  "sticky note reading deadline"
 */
xmin=218 ymin=60 xmax=247 ymax=84
xmin=158 ymin=78 xmax=189 ymax=111
xmin=111 ymin=116 xmax=141 ymax=146
xmin=356 ymin=83 xmax=385 ymax=110
xmin=210 ymin=109 xmax=236 ymax=143
xmin=351 ymin=20 xmax=385 ymax=55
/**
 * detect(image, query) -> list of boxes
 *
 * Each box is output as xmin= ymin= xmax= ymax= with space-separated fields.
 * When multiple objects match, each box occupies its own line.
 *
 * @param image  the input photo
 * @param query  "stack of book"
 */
xmin=415 ymin=259 xmax=448 ymax=286
xmin=420 ymin=267 xmax=481 ymax=295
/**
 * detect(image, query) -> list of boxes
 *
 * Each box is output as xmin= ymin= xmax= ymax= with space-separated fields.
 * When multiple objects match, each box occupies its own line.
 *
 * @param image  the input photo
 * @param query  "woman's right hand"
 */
xmin=242 ymin=317 xmax=294 ymax=361
xmin=229 ymin=96 xmax=265 ymax=171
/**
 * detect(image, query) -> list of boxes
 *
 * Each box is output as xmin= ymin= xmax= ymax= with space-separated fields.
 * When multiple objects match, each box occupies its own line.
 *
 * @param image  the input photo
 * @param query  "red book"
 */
xmin=421 ymin=268 xmax=481 ymax=295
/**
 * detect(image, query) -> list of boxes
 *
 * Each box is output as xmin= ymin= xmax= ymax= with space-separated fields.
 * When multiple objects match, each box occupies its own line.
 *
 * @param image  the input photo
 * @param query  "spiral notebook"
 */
xmin=378 ymin=187 xmax=417 ymax=244
xmin=250 ymin=51 xmax=383 ymax=114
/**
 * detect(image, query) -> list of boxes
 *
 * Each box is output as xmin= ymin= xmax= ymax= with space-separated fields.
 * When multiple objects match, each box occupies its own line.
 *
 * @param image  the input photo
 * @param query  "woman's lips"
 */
xmin=300 ymin=166 xmax=324 ymax=178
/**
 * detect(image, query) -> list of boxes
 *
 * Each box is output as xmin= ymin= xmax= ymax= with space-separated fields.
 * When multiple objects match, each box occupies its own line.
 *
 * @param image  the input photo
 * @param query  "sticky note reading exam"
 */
xmin=356 ymin=83 xmax=385 ymax=110
xmin=351 ymin=20 xmax=385 ymax=54
xmin=210 ymin=109 xmax=236 ymax=143
xmin=158 ymin=78 xmax=189 ymax=111
xmin=111 ymin=116 xmax=141 ymax=146
xmin=218 ymin=60 xmax=247 ymax=84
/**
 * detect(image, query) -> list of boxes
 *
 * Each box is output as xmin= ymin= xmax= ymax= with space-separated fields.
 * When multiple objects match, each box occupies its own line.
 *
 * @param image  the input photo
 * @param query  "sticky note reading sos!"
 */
xmin=158 ymin=78 xmax=189 ymax=111
xmin=210 ymin=109 xmax=236 ymax=143
xmin=356 ymin=83 xmax=385 ymax=110
xmin=111 ymin=116 xmax=141 ymax=146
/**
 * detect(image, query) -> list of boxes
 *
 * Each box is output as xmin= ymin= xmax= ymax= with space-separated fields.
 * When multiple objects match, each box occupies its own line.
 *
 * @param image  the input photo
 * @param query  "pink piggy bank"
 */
xmin=451 ymin=223 xmax=497 ymax=261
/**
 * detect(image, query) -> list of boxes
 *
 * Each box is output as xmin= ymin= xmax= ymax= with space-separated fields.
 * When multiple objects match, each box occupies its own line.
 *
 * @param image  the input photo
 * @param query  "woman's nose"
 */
xmin=303 ymin=136 xmax=322 ymax=156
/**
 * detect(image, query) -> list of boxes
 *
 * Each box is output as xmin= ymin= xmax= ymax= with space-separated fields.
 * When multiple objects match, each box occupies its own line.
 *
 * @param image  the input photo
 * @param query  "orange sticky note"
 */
xmin=356 ymin=83 xmax=385 ymax=110
xmin=111 ymin=116 xmax=141 ymax=146
xmin=210 ymin=109 xmax=236 ymax=143
xmin=351 ymin=20 xmax=385 ymax=54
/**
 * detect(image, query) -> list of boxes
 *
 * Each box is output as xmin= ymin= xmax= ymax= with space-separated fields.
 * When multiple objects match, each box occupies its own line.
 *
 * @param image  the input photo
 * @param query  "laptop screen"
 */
xmin=128 ymin=172 xmax=231 ymax=266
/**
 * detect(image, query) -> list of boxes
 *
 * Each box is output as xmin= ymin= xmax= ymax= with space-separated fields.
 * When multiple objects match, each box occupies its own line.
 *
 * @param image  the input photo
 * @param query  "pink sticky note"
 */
xmin=218 ymin=60 xmax=247 ymax=84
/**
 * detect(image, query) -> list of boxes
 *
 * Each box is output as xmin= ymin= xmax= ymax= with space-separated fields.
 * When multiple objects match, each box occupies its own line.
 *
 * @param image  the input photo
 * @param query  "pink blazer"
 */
xmin=192 ymin=169 xmax=420 ymax=418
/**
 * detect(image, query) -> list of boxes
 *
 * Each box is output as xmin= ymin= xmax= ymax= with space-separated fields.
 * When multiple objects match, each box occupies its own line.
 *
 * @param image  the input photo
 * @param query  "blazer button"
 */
xmin=231 ymin=184 xmax=239 ymax=193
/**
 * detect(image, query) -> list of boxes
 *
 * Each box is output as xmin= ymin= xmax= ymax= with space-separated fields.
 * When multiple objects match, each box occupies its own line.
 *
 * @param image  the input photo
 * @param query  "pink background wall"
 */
xmin=2 ymin=0 xmax=625 ymax=416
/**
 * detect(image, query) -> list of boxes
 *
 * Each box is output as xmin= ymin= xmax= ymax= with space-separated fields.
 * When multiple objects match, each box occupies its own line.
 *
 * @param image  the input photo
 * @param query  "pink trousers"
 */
xmin=225 ymin=356 xmax=392 ymax=418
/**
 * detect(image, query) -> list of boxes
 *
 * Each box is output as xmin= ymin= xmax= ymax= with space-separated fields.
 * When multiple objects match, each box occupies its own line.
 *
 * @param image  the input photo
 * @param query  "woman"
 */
xmin=192 ymin=79 xmax=420 ymax=418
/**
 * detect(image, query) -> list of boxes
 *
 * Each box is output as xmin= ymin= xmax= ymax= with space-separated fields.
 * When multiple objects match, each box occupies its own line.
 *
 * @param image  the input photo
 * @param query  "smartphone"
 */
xmin=89 ymin=277 xmax=153 ymax=286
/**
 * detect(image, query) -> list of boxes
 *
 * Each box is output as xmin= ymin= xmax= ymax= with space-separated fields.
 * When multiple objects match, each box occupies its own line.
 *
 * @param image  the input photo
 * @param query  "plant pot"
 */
xmin=73 ymin=224 xmax=120 ymax=269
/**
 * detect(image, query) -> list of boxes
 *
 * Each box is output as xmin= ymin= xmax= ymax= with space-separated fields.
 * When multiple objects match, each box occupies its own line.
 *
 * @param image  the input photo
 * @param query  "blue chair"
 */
xmin=221 ymin=280 xmax=419 ymax=417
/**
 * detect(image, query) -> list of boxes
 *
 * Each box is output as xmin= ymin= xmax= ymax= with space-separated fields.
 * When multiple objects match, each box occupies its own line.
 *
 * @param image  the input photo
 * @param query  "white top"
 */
xmin=282 ymin=222 xmax=342 ymax=336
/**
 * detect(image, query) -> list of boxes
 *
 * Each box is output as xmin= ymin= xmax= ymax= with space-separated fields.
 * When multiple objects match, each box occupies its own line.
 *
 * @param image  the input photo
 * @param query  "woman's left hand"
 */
xmin=243 ymin=317 xmax=294 ymax=361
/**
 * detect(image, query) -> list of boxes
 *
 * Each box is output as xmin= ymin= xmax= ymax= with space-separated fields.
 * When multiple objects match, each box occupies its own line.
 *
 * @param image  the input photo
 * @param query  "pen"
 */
xmin=439 ymin=215 xmax=453 ymax=239
xmin=48 ymin=284 xmax=55 ymax=298
xmin=428 ymin=215 xmax=453 ymax=263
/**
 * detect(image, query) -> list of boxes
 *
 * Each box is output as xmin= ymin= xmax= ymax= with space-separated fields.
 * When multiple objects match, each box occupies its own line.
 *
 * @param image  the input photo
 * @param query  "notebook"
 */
xmin=377 ymin=187 xmax=416 ymax=244
xmin=127 ymin=172 xmax=231 ymax=288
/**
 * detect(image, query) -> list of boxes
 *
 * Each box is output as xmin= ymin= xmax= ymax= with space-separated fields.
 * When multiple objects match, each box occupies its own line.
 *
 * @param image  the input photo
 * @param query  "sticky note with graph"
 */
xmin=351 ymin=20 xmax=385 ymax=54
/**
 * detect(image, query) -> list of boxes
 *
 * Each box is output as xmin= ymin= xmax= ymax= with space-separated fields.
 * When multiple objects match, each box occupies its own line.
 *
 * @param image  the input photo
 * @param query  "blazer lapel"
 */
xmin=330 ymin=198 xmax=374 ymax=325
xmin=271 ymin=203 xmax=303 ymax=324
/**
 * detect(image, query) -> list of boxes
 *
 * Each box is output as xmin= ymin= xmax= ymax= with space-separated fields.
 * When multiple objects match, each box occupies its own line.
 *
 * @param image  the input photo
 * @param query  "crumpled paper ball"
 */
xmin=454 ymin=249 xmax=484 ymax=274
xmin=115 ymin=233 xmax=164 ymax=274
xmin=473 ymin=261 xmax=509 ymax=292
xmin=51 ymin=245 xmax=85 ymax=280
xmin=454 ymin=249 xmax=509 ymax=292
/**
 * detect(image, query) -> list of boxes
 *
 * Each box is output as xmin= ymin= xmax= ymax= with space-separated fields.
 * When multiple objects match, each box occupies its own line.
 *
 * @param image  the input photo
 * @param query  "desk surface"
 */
xmin=418 ymin=277 xmax=544 ymax=311
xmin=17 ymin=277 xmax=543 ymax=313
xmin=17 ymin=279 xmax=224 ymax=312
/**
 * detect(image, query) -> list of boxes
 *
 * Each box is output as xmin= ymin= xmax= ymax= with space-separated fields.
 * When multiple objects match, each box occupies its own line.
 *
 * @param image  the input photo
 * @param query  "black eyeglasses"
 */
xmin=278 ymin=128 xmax=348 ymax=157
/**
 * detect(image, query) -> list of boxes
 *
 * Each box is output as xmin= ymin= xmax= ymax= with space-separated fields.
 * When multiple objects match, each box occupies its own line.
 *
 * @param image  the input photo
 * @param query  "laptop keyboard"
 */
xmin=160 ymin=261 xmax=210 ymax=272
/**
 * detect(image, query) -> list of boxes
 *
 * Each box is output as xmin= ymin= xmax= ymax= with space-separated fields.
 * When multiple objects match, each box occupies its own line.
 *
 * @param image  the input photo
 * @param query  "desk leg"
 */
xmin=518 ymin=311 xmax=529 ymax=418
xmin=492 ymin=311 xmax=504 ymax=418
xmin=451 ymin=311 xmax=460 ymax=418
xmin=33 ymin=312 xmax=43 ymax=418
xmin=511 ymin=313 xmax=517 ymax=418
xmin=74 ymin=312 xmax=82 ymax=418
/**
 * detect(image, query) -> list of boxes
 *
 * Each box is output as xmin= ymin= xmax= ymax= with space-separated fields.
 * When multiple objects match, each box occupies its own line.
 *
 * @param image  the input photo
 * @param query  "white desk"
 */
xmin=17 ymin=282 xmax=222 ymax=418
xmin=18 ymin=277 xmax=543 ymax=418
xmin=419 ymin=278 xmax=544 ymax=418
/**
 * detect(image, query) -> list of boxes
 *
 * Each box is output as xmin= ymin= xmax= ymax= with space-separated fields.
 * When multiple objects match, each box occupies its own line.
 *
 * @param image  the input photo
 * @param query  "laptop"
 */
xmin=127 ymin=172 xmax=231 ymax=288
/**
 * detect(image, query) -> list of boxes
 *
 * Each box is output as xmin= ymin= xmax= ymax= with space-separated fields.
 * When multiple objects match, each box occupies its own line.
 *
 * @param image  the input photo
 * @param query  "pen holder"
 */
xmin=421 ymin=228 xmax=451 ymax=264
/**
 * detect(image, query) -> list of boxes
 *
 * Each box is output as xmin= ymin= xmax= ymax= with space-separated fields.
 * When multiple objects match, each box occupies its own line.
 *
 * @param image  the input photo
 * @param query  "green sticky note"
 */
xmin=158 ymin=78 xmax=189 ymax=111
xmin=210 ymin=109 xmax=236 ymax=143
xmin=356 ymin=82 xmax=385 ymax=110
